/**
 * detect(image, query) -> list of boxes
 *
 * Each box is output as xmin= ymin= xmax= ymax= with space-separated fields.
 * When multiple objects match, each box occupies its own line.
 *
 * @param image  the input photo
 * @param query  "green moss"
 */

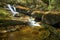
xmin=0 ymin=8 xmax=12 ymax=20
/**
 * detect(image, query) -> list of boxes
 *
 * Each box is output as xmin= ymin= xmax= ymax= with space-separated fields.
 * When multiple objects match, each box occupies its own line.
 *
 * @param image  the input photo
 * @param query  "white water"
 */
xmin=7 ymin=4 xmax=40 ymax=27
xmin=7 ymin=4 xmax=19 ymax=16
xmin=28 ymin=17 xmax=40 ymax=27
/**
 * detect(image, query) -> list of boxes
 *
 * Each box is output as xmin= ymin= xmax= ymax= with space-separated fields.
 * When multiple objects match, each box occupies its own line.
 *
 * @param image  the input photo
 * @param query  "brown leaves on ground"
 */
xmin=3 ymin=24 xmax=59 ymax=40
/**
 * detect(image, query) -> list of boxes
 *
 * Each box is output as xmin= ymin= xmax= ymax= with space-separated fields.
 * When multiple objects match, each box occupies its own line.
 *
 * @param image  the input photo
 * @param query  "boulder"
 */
xmin=42 ymin=13 xmax=60 ymax=25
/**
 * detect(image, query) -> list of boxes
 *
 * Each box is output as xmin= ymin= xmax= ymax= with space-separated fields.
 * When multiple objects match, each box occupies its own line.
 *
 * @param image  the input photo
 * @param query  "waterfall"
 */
xmin=12 ymin=5 xmax=16 ymax=12
xmin=28 ymin=17 xmax=40 ymax=27
xmin=7 ymin=4 xmax=19 ymax=16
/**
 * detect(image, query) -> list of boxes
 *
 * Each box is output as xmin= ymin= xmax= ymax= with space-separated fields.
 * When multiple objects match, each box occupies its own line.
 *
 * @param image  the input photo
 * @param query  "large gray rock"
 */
xmin=42 ymin=13 xmax=60 ymax=25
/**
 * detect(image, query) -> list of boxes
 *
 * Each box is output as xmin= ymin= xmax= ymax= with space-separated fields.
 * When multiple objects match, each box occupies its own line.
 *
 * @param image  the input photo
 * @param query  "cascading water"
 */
xmin=28 ymin=17 xmax=40 ymax=27
xmin=7 ymin=4 xmax=19 ymax=16
xmin=7 ymin=4 xmax=40 ymax=27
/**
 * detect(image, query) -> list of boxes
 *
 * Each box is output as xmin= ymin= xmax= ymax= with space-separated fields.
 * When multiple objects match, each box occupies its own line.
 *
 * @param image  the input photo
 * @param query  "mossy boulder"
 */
xmin=42 ymin=13 xmax=60 ymax=25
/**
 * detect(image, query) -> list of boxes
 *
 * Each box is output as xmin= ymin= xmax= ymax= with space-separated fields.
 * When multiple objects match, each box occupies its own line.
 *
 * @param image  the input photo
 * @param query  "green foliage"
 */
xmin=0 ymin=12 xmax=8 ymax=17
xmin=47 ymin=0 xmax=56 ymax=10
xmin=0 ymin=8 xmax=11 ymax=20
xmin=42 ymin=0 xmax=49 ymax=5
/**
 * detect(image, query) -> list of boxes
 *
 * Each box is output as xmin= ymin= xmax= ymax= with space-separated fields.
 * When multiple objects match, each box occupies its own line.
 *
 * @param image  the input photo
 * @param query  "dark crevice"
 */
xmin=52 ymin=22 xmax=60 ymax=28
xmin=0 ymin=20 xmax=27 ymax=27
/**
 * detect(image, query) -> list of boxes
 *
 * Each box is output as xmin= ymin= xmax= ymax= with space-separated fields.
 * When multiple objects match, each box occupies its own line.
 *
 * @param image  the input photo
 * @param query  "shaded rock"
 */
xmin=42 ymin=13 xmax=60 ymax=25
